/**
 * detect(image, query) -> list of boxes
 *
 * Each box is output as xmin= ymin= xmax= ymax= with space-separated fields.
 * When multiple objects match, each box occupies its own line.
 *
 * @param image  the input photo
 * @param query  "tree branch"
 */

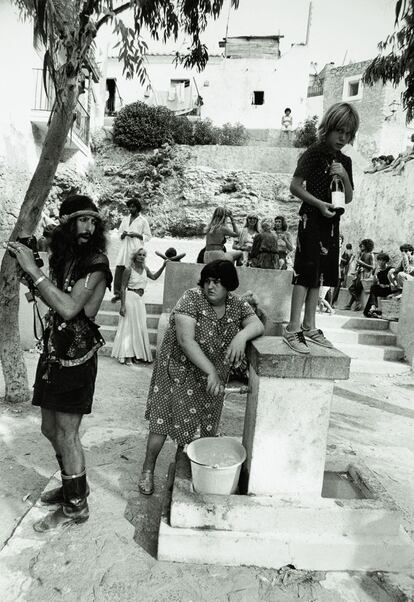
xmin=96 ymin=2 xmax=134 ymax=31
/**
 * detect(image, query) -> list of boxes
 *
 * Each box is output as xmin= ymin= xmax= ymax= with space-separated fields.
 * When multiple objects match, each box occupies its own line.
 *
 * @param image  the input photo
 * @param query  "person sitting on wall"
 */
xmin=138 ymin=260 xmax=264 ymax=495
xmin=233 ymin=213 xmax=260 ymax=266
xmin=249 ymin=218 xmax=279 ymax=269
xmin=204 ymin=207 xmax=242 ymax=264
xmin=388 ymin=243 xmax=414 ymax=291
xmin=363 ymin=252 xmax=392 ymax=317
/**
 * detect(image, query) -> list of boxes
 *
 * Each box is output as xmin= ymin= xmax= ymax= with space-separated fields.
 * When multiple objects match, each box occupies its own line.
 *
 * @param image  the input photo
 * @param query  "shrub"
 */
xmin=293 ymin=115 xmax=318 ymax=148
xmin=220 ymin=122 xmax=249 ymax=146
xmin=192 ymin=118 xmax=221 ymax=145
xmin=171 ymin=117 xmax=194 ymax=145
xmin=113 ymin=102 xmax=176 ymax=150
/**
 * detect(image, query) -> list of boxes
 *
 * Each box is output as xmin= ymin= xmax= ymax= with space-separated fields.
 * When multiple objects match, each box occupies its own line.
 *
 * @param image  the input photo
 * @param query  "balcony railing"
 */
xmin=32 ymin=68 xmax=90 ymax=146
xmin=307 ymin=83 xmax=324 ymax=98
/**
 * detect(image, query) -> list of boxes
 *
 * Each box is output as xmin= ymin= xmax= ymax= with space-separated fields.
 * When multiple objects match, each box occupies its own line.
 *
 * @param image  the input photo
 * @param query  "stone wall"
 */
xmin=342 ymin=160 xmax=414 ymax=256
xmin=186 ymin=145 xmax=301 ymax=173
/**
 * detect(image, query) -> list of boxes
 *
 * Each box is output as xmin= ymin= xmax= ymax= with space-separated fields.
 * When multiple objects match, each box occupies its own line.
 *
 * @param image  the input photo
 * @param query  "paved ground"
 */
xmin=1 ymin=234 xmax=414 ymax=600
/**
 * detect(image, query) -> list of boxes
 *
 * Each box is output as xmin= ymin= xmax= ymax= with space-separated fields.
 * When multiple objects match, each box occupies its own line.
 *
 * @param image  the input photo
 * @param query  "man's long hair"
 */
xmin=49 ymin=218 xmax=108 ymax=288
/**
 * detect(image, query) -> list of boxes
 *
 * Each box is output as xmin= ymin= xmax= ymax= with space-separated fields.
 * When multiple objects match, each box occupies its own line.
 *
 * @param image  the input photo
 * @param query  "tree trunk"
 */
xmin=0 ymin=82 xmax=79 ymax=403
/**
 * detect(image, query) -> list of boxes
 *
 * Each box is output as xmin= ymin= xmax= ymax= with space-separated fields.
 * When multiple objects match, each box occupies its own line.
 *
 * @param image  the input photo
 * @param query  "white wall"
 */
xmin=305 ymin=95 xmax=323 ymax=121
xmin=103 ymin=43 xmax=310 ymax=129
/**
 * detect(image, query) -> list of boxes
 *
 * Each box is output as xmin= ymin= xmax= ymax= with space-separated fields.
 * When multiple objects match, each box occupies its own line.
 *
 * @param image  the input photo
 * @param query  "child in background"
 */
xmin=249 ymin=219 xmax=279 ymax=269
xmin=155 ymin=247 xmax=186 ymax=262
xmin=283 ymin=102 xmax=359 ymax=354
xmin=346 ymin=239 xmax=375 ymax=310
xmin=318 ymin=285 xmax=335 ymax=314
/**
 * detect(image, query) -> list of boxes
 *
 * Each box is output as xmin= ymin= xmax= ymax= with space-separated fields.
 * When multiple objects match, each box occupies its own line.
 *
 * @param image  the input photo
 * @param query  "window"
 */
xmin=252 ymin=91 xmax=265 ymax=105
xmin=342 ymin=75 xmax=363 ymax=101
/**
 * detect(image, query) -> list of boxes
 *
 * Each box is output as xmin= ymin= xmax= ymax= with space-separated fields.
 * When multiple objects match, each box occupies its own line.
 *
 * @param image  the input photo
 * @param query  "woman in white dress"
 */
xmin=112 ymin=249 xmax=167 ymax=365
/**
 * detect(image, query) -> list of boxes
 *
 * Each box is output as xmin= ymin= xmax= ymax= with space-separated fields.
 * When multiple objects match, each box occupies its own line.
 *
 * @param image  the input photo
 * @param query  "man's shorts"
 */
xmin=292 ymin=211 xmax=340 ymax=289
xmin=32 ymin=354 xmax=98 ymax=415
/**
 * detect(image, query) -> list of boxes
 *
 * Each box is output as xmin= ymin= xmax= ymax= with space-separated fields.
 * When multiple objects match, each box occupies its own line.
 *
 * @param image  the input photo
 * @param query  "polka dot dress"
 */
xmin=145 ymin=287 xmax=255 ymax=445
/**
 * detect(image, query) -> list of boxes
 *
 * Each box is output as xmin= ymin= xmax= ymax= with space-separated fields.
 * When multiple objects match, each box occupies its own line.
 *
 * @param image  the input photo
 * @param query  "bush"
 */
xmin=293 ymin=115 xmax=318 ymax=148
xmin=113 ymin=102 xmax=176 ymax=150
xmin=192 ymin=118 xmax=221 ymax=145
xmin=171 ymin=116 xmax=194 ymax=145
xmin=220 ymin=122 xmax=249 ymax=146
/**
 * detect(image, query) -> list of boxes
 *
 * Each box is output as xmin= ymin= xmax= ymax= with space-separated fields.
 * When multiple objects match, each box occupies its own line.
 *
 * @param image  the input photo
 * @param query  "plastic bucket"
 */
xmin=186 ymin=437 xmax=246 ymax=495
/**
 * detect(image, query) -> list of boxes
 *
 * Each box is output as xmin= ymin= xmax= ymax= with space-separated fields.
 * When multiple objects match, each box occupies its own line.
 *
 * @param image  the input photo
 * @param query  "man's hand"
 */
xmin=206 ymin=370 xmax=224 ymax=396
xmin=120 ymin=231 xmax=128 ymax=240
xmin=225 ymin=332 xmax=247 ymax=366
xmin=5 ymin=242 xmax=38 ymax=276
xmin=119 ymin=306 xmax=126 ymax=317
xmin=319 ymin=203 xmax=336 ymax=219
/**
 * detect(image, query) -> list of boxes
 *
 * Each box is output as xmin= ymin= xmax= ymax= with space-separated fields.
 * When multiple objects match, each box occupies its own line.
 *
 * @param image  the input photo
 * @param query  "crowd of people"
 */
xmin=6 ymin=100 xmax=412 ymax=528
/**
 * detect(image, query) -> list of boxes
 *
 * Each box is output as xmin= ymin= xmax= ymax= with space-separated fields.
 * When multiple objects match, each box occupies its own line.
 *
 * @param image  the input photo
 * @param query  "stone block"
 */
xmin=162 ymin=262 xmax=293 ymax=335
xmin=397 ymin=280 xmax=414 ymax=367
xmin=242 ymin=366 xmax=335 ymax=497
xmin=247 ymin=337 xmax=350 ymax=379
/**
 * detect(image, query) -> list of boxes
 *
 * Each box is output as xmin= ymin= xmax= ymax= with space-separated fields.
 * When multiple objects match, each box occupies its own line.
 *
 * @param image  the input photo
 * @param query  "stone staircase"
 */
xmin=96 ymin=299 xmax=162 ymax=358
xmin=316 ymin=312 xmax=408 ymax=375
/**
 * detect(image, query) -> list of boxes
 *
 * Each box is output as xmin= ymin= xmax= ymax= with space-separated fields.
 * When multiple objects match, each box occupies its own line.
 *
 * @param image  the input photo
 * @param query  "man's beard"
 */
xmin=73 ymin=234 xmax=96 ymax=258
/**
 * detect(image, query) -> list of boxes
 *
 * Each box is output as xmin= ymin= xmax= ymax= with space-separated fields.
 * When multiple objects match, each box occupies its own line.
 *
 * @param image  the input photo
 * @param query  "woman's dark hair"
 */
xmin=274 ymin=215 xmax=288 ymax=231
xmin=377 ymin=252 xmax=389 ymax=262
xmin=346 ymin=243 xmax=352 ymax=249
xmin=284 ymin=107 xmax=291 ymax=114
xmin=198 ymin=260 xmax=239 ymax=292
xmin=400 ymin=243 xmax=414 ymax=252
xmin=386 ymin=155 xmax=394 ymax=164
xmin=360 ymin=238 xmax=374 ymax=252
xmin=165 ymin=247 xmax=177 ymax=258
xmin=49 ymin=218 xmax=108 ymax=287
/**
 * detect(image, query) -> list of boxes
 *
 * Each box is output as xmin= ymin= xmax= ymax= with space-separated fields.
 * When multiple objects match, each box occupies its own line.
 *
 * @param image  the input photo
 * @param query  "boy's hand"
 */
xmin=319 ymin=203 xmax=336 ymax=218
xmin=330 ymin=162 xmax=347 ymax=178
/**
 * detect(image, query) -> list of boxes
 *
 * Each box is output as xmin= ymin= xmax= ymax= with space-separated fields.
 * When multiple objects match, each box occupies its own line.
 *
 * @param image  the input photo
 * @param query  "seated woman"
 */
xmin=138 ymin=260 xmax=264 ymax=495
xmin=234 ymin=213 xmax=260 ymax=266
xmin=249 ymin=219 xmax=279 ymax=269
xmin=273 ymin=215 xmax=293 ymax=269
xmin=111 ymin=249 xmax=167 ymax=365
xmin=204 ymin=207 xmax=242 ymax=264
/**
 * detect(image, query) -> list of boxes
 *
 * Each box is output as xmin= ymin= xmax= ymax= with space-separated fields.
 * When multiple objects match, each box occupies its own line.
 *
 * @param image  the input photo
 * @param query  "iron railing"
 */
xmin=32 ymin=68 xmax=90 ymax=145
xmin=307 ymin=83 xmax=324 ymax=98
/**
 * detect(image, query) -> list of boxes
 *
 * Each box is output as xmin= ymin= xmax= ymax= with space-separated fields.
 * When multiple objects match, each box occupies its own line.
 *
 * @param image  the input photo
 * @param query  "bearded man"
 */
xmin=7 ymin=195 xmax=112 ymax=532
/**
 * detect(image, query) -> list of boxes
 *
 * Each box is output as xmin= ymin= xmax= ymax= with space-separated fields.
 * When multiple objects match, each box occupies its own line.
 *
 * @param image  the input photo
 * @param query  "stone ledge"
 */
xmin=247 ymin=336 xmax=350 ymax=379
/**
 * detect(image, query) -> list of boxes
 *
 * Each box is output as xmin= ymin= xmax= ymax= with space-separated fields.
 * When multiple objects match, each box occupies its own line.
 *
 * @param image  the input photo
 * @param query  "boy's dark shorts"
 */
xmin=32 ymin=354 xmax=98 ymax=415
xmin=292 ymin=211 xmax=340 ymax=289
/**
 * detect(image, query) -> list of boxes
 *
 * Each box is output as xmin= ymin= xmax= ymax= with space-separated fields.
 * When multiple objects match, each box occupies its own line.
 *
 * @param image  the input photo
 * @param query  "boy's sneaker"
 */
xmin=282 ymin=327 xmax=310 ymax=354
xmin=302 ymin=327 xmax=333 ymax=349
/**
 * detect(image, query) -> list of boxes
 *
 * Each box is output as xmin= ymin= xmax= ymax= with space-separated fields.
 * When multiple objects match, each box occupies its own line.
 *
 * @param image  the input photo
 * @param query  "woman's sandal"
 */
xmin=138 ymin=470 xmax=154 ymax=495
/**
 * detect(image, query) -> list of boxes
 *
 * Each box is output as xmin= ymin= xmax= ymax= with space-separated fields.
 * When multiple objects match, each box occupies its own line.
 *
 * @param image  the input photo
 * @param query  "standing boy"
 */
xmin=112 ymin=197 xmax=151 ymax=301
xmin=283 ymin=102 xmax=360 ymax=353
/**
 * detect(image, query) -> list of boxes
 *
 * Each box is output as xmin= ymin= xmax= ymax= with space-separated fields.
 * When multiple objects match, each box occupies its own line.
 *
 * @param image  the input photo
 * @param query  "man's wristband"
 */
xmin=34 ymin=275 xmax=46 ymax=287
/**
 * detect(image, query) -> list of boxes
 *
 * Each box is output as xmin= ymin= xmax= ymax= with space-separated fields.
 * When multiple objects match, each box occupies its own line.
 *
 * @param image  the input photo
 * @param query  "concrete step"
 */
xmin=99 ymin=341 xmax=157 ymax=358
xmin=100 ymin=324 xmax=157 ymax=345
xmin=335 ymin=343 xmax=404 ymax=362
xmin=97 ymin=310 xmax=160 ymax=330
xmin=100 ymin=299 xmax=163 ymax=314
xmin=324 ymin=328 xmax=397 ymax=346
xmin=316 ymin=314 xmax=389 ymax=332
xmin=349 ymin=359 xmax=410 ymax=376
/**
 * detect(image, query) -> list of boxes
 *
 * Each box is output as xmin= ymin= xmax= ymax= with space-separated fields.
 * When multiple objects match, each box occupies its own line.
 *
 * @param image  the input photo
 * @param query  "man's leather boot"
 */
xmin=40 ymin=454 xmax=64 ymax=505
xmin=33 ymin=470 xmax=89 ymax=533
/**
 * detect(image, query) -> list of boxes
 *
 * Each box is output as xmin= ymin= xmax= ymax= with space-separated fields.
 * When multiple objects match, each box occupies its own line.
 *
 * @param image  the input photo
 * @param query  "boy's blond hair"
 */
xmin=318 ymin=102 xmax=360 ymax=143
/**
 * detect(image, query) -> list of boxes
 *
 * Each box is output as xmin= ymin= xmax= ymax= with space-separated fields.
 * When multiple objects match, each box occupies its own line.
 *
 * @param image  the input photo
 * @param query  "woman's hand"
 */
xmin=6 ymin=242 xmax=38 ymax=276
xmin=120 ymin=231 xmax=128 ymax=240
xmin=206 ymin=370 xmax=224 ymax=396
xmin=225 ymin=332 xmax=247 ymax=366
xmin=119 ymin=305 xmax=126 ymax=317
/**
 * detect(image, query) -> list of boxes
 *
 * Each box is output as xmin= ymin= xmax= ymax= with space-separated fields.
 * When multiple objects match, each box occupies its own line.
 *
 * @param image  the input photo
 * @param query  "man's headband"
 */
xmin=59 ymin=209 xmax=101 ymax=224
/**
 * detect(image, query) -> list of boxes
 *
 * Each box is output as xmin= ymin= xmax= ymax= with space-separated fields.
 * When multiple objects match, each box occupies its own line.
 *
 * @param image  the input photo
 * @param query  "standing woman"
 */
xmin=138 ymin=260 xmax=264 ymax=495
xmin=274 ymin=215 xmax=293 ymax=269
xmin=204 ymin=207 xmax=242 ymax=264
xmin=111 ymin=249 xmax=167 ymax=365
xmin=235 ymin=213 xmax=260 ymax=265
